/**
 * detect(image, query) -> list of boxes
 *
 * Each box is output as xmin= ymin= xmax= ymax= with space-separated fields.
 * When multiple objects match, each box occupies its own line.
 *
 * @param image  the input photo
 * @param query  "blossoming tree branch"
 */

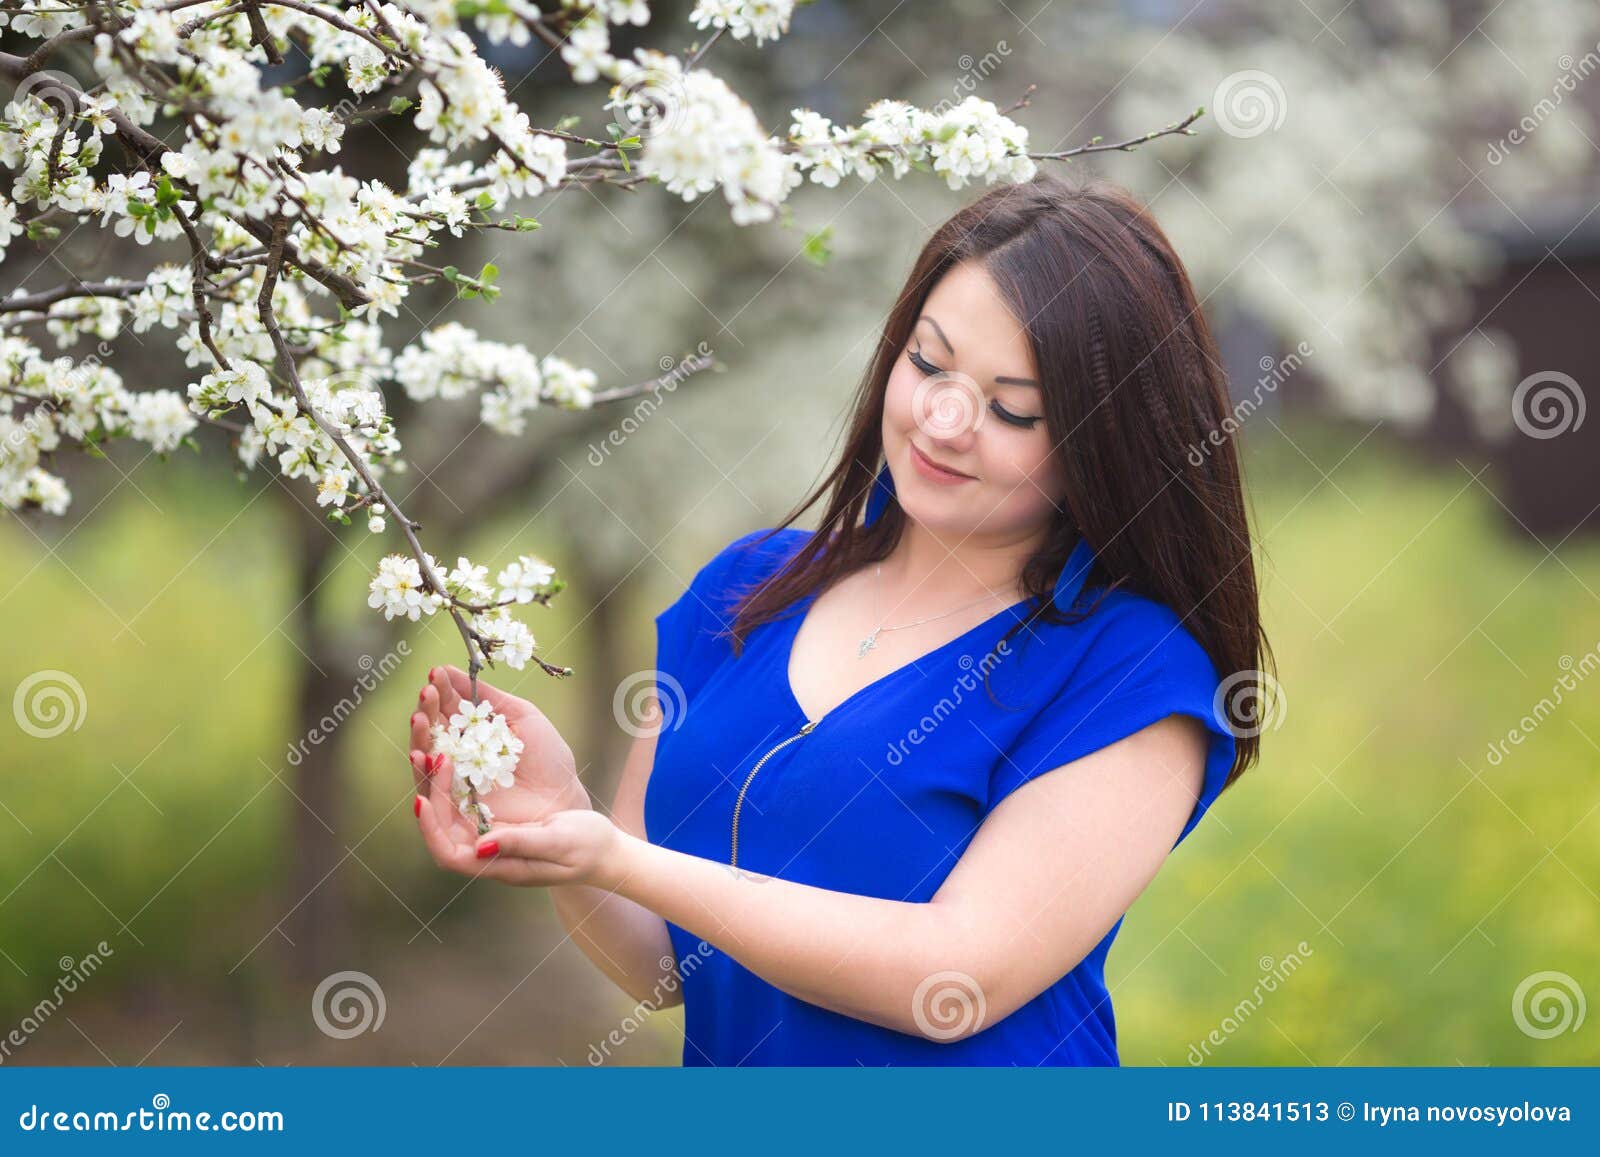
xmin=0 ymin=0 xmax=1199 ymax=831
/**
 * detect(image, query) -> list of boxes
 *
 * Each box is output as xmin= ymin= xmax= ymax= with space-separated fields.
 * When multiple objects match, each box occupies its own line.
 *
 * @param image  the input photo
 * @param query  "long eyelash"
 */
xmin=907 ymin=348 xmax=1040 ymax=429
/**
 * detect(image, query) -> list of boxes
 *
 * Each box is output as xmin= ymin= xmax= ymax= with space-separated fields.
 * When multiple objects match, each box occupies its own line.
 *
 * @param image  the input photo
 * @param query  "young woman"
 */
xmin=406 ymin=173 xmax=1270 ymax=1066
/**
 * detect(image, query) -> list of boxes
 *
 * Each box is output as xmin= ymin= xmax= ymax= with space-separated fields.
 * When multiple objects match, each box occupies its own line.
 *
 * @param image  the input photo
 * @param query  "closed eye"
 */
xmin=906 ymin=347 xmax=1041 ymax=430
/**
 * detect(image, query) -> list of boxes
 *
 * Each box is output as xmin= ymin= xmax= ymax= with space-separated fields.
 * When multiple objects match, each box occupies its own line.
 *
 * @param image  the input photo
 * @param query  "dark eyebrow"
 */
xmin=917 ymin=314 xmax=1039 ymax=387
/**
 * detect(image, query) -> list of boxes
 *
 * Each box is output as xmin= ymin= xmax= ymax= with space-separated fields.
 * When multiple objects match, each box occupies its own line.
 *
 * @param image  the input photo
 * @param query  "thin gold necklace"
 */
xmin=857 ymin=562 xmax=1010 ymax=658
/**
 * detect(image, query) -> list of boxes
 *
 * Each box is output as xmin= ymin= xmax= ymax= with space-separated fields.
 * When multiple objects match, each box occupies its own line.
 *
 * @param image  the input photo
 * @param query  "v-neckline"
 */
xmin=780 ymin=586 xmax=1036 ymax=727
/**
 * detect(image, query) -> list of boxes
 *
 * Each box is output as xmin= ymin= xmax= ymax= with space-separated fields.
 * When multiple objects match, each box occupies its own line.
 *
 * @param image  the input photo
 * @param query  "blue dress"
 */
xmin=643 ymin=526 xmax=1237 ymax=1065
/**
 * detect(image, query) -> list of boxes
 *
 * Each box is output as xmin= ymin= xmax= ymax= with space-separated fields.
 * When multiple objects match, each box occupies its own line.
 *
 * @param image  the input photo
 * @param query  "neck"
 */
xmin=881 ymin=519 xmax=1049 ymax=607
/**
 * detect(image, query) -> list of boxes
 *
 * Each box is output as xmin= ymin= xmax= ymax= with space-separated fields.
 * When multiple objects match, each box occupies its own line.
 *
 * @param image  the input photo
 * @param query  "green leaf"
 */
xmin=801 ymin=224 xmax=834 ymax=266
xmin=389 ymin=96 xmax=414 ymax=115
xmin=479 ymin=262 xmax=498 ymax=285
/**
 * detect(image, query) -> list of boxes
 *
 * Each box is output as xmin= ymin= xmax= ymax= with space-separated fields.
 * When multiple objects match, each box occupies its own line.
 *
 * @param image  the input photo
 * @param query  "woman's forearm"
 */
xmin=600 ymin=832 xmax=963 ymax=1037
xmin=550 ymin=882 xmax=681 ymax=1007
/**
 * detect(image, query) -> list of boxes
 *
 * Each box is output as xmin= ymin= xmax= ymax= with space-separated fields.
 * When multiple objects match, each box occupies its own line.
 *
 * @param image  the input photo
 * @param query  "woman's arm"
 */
xmin=547 ymin=710 xmax=681 ymax=1008
xmin=466 ymin=713 xmax=1210 ymax=1040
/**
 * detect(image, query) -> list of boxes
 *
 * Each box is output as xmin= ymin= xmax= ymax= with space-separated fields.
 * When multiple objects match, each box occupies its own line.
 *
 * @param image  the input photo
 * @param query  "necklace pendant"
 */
xmin=858 ymin=631 xmax=879 ymax=658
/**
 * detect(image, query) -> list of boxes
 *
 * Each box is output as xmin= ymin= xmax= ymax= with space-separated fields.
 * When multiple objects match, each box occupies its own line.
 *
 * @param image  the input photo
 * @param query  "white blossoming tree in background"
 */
xmin=0 ymin=0 xmax=1199 ymax=970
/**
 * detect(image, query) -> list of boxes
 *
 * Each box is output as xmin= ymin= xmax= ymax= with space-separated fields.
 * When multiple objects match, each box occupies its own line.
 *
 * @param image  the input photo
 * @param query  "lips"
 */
xmin=911 ymin=442 xmax=974 ymax=480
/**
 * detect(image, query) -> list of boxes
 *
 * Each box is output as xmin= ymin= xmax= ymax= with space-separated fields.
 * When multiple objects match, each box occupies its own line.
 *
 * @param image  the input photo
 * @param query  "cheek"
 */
xmin=883 ymin=360 xmax=918 ymax=429
xmin=982 ymin=432 xmax=1063 ymax=507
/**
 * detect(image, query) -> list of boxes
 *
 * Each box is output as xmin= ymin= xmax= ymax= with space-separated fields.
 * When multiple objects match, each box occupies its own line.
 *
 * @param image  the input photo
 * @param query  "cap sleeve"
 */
xmin=985 ymin=604 xmax=1237 ymax=849
xmin=652 ymin=527 xmax=796 ymax=719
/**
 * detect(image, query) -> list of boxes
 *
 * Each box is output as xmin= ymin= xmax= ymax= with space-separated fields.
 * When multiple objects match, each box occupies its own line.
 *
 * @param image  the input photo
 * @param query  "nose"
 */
xmin=913 ymin=373 xmax=986 ymax=449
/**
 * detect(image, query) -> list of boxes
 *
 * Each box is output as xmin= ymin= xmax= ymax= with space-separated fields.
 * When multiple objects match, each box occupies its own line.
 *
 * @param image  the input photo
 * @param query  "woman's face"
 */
xmin=881 ymin=259 xmax=1069 ymax=539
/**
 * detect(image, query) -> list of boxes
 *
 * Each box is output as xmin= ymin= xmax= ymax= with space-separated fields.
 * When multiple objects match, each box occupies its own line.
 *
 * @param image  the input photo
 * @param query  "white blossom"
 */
xmin=367 ymin=554 xmax=436 ymax=621
xmin=498 ymin=555 xmax=558 ymax=603
xmin=431 ymin=698 xmax=525 ymax=801
xmin=690 ymin=0 xmax=794 ymax=47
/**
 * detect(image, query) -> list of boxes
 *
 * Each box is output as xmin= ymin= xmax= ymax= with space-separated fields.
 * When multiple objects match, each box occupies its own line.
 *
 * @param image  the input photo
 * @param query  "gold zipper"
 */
xmin=729 ymin=718 xmax=818 ymax=868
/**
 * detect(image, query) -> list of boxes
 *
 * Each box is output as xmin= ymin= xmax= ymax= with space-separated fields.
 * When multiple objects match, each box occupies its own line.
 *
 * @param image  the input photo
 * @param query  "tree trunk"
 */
xmin=278 ymin=501 xmax=352 ymax=982
xmin=567 ymin=550 xmax=633 ymax=803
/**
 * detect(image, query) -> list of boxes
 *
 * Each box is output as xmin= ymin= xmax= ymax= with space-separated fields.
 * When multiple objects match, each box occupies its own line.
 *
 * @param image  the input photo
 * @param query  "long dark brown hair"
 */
xmin=717 ymin=172 xmax=1271 ymax=792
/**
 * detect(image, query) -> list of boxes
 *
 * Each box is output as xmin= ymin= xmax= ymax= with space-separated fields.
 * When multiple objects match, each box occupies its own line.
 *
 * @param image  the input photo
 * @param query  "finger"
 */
xmin=432 ymin=665 xmax=464 ymax=720
xmin=418 ymin=680 xmax=441 ymax=730
xmin=408 ymin=748 xmax=429 ymax=795
xmin=476 ymin=819 xmax=561 ymax=864
xmin=409 ymin=706 xmax=432 ymax=754
xmin=416 ymin=782 xmax=476 ymax=873
xmin=439 ymin=664 xmax=519 ymax=715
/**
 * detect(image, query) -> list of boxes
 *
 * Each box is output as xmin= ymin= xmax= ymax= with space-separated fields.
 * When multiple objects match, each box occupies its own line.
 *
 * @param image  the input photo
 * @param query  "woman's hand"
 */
xmin=407 ymin=664 xmax=590 ymax=827
xmin=415 ymin=803 xmax=629 ymax=889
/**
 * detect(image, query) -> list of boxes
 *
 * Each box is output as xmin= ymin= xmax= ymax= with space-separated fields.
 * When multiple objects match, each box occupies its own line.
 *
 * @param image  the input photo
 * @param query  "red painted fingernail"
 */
xmin=414 ymin=795 xmax=424 ymax=817
xmin=427 ymin=753 xmax=441 ymax=774
xmin=418 ymin=689 xmax=426 ymax=704
xmin=476 ymin=840 xmax=499 ymax=859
